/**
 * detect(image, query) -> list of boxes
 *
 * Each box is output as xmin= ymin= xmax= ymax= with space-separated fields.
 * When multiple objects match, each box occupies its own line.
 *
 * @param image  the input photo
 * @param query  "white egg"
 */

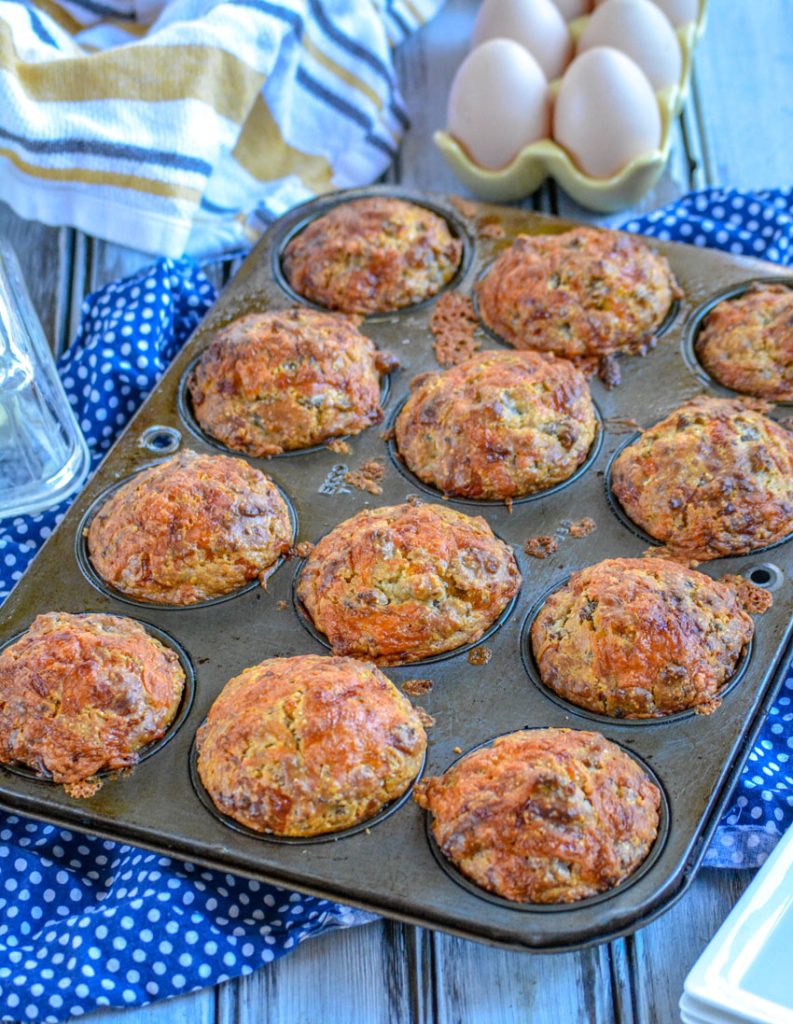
xmin=553 ymin=46 xmax=662 ymax=178
xmin=550 ymin=0 xmax=593 ymax=19
xmin=472 ymin=0 xmax=573 ymax=80
xmin=578 ymin=0 xmax=682 ymax=90
xmin=448 ymin=39 xmax=550 ymax=169
xmin=595 ymin=0 xmax=698 ymax=22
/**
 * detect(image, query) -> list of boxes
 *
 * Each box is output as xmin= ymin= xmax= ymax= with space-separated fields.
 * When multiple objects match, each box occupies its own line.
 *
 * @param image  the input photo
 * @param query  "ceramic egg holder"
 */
xmin=435 ymin=1 xmax=707 ymax=211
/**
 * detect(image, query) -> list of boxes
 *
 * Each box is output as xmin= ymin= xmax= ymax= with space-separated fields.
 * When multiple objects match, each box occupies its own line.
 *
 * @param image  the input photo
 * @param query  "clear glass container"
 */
xmin=0 ymin=239 xmax=90 ymax=519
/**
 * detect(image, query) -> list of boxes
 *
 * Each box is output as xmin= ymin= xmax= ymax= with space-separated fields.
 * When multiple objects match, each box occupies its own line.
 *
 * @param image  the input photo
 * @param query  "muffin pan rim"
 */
xmin=74 ymin=456 xmax=299 ymax=611
xmin=385 ymin=393 xmax=605 ymax=508
xmin=680 ymin=275 xmax=793 ymax=408
xmin=268 ymin=187 xmax=477 ymax=321
xmin=519 ymin=576 xmax=755 ymax=727
xmin=0 ymin=617 xmax=196 ymax=786
xmin=2 ymin=189 xmax=793 ymax=951
xmin=421 ymin=725 xmax=671 ymax=913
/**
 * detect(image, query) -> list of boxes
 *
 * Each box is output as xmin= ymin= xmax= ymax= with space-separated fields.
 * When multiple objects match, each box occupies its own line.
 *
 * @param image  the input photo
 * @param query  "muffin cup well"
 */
xmin=0 ymin=619 xmax=195 ymax=787
xmin=75 ymin=459 xmax=298 ymax=611
xmin=268 ymin=189 xmax=475 ymax=320
xmin=422 ymin=728 xmax=670 ymax=913
xmin=177 ymin=351 xmax=393 ymax=459
xmin=188 ymin=731 xmax=426 ymax=845
xmin=519 ymin=578 xmax=754 ymax=728
xmin=681 ymin=277 xmax=793 ymax=407
xmin=290 ymin=555 xmax=521 ymax=669
xmin=387 ymin=395 xmax=604 ymax=508
xmin=604 ymin=434 xmax=793 ymax=559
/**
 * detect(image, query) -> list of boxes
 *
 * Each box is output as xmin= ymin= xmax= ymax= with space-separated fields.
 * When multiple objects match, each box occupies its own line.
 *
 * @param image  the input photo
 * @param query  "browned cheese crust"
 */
xmin=414 ymin=728 xmax=660 ymax=904
xmin=476 ymin=227 xmax=679 ymax=358
xmin=611 ymin=397 xmax=793 ymax=560
xmin=188 ymin=308 xmax=398 ymax=456
xmin=395 ymin=350 xmax=597 ymax=500
xmin=281 ymin=197 xmax=463 ymax=314
xmin=196 ymin=655 xmax=426 ymax=836
xmin=531 ymin=557 xmax=755 ymax=718
xmin=695 ymin=283 xmax=793 ymax=401
xmin=296 ymin=502 xmax=521 ymax=665
xmin=0 ymin=612 xmax=185 ymax=797
xmin=88 ymin=450 xmax=293 ymax=604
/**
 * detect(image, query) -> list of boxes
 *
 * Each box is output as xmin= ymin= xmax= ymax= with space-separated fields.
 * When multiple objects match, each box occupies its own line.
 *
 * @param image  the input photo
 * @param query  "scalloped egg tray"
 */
xmin=1 ymin=186 xmax=792 ymax=952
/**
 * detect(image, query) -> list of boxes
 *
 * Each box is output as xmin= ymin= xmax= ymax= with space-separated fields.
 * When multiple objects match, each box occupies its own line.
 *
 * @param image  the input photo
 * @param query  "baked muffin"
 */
xmin=87 ymin=450 xmax=292 ymax=604
xmin=196 ymin=655 xmax=426 ymax=837
xmin=531 ymin=557 xmax=755 ymax=718
xmin=296 ymin=502 xmax=521 ymax=665
xmin=477 ymin=227 xmax=679 ymax=358
xmin=611 ymin=396 xmax=793 ymax=560
xmin=188 ymin=308 xmax=399 ymax=456
xmin=395 ymin=350 xmax=597 ymax=500
xmin=281 ymin=197 xmax=463 ymax=314
xmin=414 ymin=728 xmax=660 ymax=904
xmin=695 ymin=283 xmax=793 ymax=401
xmin=0 ymin=612 xmax=185 ymax=798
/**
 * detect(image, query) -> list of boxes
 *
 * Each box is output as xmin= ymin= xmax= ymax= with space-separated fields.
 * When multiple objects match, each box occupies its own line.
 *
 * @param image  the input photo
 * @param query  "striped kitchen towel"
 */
xmin=0 ymin=0 xmax=442 ymax=258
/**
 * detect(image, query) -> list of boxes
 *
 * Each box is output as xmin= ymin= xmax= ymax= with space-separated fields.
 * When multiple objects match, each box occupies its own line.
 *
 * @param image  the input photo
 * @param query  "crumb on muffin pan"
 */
xmin=3 ymin=188 xmax=793 ymax=950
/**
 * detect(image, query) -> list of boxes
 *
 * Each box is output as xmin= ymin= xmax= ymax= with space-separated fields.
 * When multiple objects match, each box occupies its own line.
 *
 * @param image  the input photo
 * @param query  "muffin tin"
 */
xmin=1 ymin=185 xmax=792 ymax=952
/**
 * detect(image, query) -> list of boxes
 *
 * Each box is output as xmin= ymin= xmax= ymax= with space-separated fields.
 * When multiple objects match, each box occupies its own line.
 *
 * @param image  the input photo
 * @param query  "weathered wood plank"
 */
xmin=630 ymin=869 xmax=754 ymax=1024
xmin=81 ymin=988 xmax=215 ymax=1024
xmin=215 ymin=920 xmax=416 ymax=1024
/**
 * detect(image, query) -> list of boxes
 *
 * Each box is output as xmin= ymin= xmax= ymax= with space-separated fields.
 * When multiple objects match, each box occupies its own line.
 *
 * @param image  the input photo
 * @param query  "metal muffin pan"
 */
xmin=1 ymin=185 xmax=793 ymax=953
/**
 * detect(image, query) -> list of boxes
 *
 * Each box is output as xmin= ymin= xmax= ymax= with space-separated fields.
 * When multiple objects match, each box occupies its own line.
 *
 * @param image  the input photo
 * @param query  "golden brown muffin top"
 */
xmin=476 ymin=227 xmax=680 ymax=358
xmin=611 ymin=396 xmax=793 ymax=561
xmin=296 ymin=502 xmax=521 ymax=665
xmin=414 ymin=728 xmax=660 ymax=904
xmin=87 ymin=450 xmax=293 ymax=605
xmin=695 ymin=283 xmax=793 ymax=401
xmin=282 ymin=197 xmax=463 ymax=314
xmin=196 ymin=655 xmax=426 ymax=837
xmin=0 ymin=612 xmax=185 ymax=797
xmin=395 ymin=349 xmax=597 ymax=500
xmin=531 ymin=557 xmax=756 ymax=718
xmin=188 ymin=308 xmax=399 ymax=457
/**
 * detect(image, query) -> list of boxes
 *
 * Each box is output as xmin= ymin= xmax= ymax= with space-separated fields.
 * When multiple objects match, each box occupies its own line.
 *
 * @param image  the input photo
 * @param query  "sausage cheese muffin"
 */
xmin=395 ymin=350 xmax=597 ymax=500
xmin=296 ymin=502 xmax=521 ymax=665
xmin=196 ymin=655 xmax=426 ymax=837
xmin=695 ymin=283 xmax=793 ymax=401
xmin=281 ymin=197 xmax=463 ymax=314
xmin=88 ymin=450 xmax=293 ymax=605
xmin=611 ymin=397 xmax=793 ymax=560
xmin=414 ymin=728 xmax=660 ymax=904
xmin=531 ymin=557 xmax=755 ymax=718
xmin=188 ymin=308 xmax=399 ymax=457
xmin=0 ymin=612 xmax=185 ymax=798
xmin=477 ymin=227 xmax=679 ymax=358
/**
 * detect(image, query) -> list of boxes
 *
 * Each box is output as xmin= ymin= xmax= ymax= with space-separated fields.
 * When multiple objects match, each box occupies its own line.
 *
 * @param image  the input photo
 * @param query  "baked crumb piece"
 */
xmin=524 ymin=535 xmax=559 ymax=559
xmin=289 ymin=541 xmax=315 ymax=559
xmin=277 ymin=600 xmax=288 ymax=611
xmin=568 ymin=517 xmax=597 ymax=538
xmin=325 ymin=438 xmax=351 ymax=455
xmin=453 ymin=746 xmax=462 ymax=754
xmin=598 ymin=354 xmax=622 ymax=389
xmin=380 ymin=425 xmax=396 ymax=442
xmin=416 ymin=707 xmax=436 ymax=728
xmin=606 ymin=416 xmax=641 ymax=434
xmin=344 ymin=460 xmax=386 ymax=495
xmin=402 ymin=678 xmax=434 ymax=696
xmin=504 ymin=497 xmax=513 ymax=514
xmin=479 ymin=221 xmax=505 ymax=239
xmin=64 ymin=778 xmax=102 ymax=799
xmin=450 ymin=196 xmax=478 ymax=219
xmin=467 ymin=646 xmax=492 ymax=665
xmin=430 ymin=292 xmax=481 ymax=368
xmin=721 ymin=575 xmax=774 ymax=614
xmin=694 ymin=698 xmax=722 ymax=716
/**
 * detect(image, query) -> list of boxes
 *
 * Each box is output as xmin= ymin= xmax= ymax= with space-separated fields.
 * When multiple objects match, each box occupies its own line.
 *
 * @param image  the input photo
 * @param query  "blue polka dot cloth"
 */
xmin=0 ymin=186 xmax=791 ymax=1021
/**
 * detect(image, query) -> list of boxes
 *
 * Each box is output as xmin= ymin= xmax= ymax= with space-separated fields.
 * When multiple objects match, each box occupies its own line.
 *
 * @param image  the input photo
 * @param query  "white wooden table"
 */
xmin=1 ymin=1 xmax=791 ymax=1020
